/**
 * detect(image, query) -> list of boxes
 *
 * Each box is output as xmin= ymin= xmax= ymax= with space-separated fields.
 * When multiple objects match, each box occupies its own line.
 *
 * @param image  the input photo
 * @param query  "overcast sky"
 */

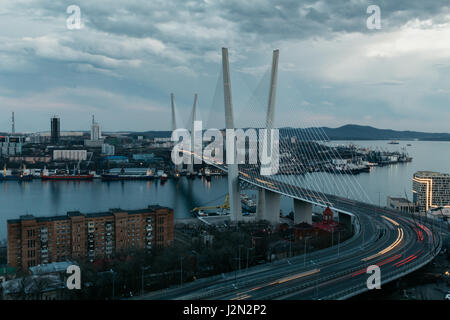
xmin=1 ymin=0 xmax=450 ymax=133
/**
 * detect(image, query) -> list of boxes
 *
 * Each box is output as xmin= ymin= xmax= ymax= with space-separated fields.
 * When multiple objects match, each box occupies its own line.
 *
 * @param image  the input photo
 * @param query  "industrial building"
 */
xmin=101 ymin=143 xmax=115 ymax=155
xmin=0 ymin=136 xmax=23 ymax=157
xmin=52 ymin=149 xmax=87 ymax=161
xmin=387 ymin=196 xmax=416 ymax=213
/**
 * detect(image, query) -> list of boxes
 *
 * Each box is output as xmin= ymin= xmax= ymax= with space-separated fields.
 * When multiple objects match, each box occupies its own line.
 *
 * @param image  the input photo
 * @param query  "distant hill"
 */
xmin=6 ymin=125 xmax=448 ymax=141
xmin=134 ymin=125 xmax=450 ymax=141
xmin=280 ymin=124 xmax=450 ymax=141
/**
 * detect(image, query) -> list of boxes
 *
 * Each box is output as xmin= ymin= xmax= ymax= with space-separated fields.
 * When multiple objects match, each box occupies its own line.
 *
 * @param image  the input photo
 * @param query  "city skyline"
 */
xmin=1 ymin=1 xmax=450 ymax=132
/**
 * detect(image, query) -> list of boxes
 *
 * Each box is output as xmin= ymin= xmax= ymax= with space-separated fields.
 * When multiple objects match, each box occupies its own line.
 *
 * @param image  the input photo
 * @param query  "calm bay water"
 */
xmin=0 ymin=140 xmax=449 ymax=240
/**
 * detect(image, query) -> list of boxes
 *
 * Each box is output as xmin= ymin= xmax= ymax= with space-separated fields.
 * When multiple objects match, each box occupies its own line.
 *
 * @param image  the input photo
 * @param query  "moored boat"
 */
xmin=101 ymin=168 xmax=154 ymax=181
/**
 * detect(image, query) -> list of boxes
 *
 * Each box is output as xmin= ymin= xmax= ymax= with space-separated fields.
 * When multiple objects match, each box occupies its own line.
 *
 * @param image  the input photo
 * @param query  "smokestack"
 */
xmin=11 ymin=112 xmax=15 ymax=134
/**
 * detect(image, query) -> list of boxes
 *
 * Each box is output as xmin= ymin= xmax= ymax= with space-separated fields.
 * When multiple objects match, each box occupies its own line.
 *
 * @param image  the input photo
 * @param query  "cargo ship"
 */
xmin=0 ymin=165 xmax=33 ymax=181
xmin=101 ymin=168 xmax=154 ymax=181
xmin=41 ymin=168 xmax=94 ymax=181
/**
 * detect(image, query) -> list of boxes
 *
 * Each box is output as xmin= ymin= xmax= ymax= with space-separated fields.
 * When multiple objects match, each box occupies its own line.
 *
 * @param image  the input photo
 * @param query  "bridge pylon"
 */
xmin=222 ymin=48 xmax=243 ymax=222
xmin=171 ymin=93 xmax=182 ymax=172
xmin=256 ymin=49 xmax=281 ymax=224
xmin=188 ymin=93 xmax=198 ymax=174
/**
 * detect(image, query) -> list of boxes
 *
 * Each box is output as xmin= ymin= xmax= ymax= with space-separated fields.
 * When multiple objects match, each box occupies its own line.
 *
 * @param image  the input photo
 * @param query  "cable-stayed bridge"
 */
xmin=147 ymin=48 xmax=444 ymax=300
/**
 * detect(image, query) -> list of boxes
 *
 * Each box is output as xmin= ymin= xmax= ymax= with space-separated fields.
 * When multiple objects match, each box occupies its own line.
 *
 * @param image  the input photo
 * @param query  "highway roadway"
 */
xmin=139 ymin=195 xmax=442 ymax=300
xmin=139 ymin=156 xmax=442 ymax=300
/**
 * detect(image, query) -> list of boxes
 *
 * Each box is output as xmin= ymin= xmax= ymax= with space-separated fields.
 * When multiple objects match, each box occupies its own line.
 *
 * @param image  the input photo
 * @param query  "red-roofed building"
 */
xmin=313 ymin=207 xmax=341 ymax=233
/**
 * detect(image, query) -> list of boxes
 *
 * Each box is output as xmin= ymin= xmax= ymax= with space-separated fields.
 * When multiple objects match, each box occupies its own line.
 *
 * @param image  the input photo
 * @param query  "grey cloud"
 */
xmin=1 ymin=0 xmax=450 ymax=132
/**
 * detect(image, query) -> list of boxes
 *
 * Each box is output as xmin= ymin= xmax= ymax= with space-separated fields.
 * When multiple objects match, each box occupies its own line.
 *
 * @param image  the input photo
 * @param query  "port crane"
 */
xmin=191 ymin=195 xmax=230 ymax=216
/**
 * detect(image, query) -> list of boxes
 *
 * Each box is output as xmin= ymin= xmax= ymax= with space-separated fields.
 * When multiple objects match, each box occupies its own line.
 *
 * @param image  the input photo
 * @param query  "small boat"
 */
xmin=160 ymin=173 xmax=168 ymax=182
xmin=205 ymin=168 xmax=211 ymax=181
xmin=388 ymin=140 xmax=399 ymax=145
xmin=186 ymin=172 xmax=196 ymax=179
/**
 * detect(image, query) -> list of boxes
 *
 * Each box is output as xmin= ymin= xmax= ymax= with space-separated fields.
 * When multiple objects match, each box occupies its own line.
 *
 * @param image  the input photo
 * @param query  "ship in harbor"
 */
xmin=160 ymin=172 xmax=168 ymax=182
xmin=101 ymin=167 xmax=154 ymax=181
xmin=240 ymin=193 xmax=256 ymax=213
xmin=204 ymin=168 xmax=211 ymax=181
xmin=41 ymin=167 xmax=94 ymax=181
xmin=0 ymin=164 xmax=33 ymax=181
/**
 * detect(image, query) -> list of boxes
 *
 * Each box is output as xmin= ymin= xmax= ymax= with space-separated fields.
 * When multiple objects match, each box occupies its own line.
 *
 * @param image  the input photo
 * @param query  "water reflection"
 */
xmin=1 ymin=140 xmax=449 ymax=239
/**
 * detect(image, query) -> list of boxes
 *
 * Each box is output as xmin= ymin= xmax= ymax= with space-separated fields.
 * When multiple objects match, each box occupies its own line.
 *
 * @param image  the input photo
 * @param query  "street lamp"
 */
xmin=310 ymin=260 xmax=319 ymax=299
xmin=246 ymin=247 xmax=254 ymax=270
xmin=331 ymin=229 xmax=334 ymax=247
xmin=109 ymin=269 xmax=116 ymax=300
xmin=238 ymin=245 xmax=243 ymax=272
xmin=191 ymin=250 xmax=200 ymax=279
xmin=180 ymin=256 xmax=185 ymax=287
xmin=303 ymin=237 xmax=308 ymax=266
xmin=336 ymin=230 xmax=341 ymax=258
xmin=141 ymin=266 xmax=150 ymax=296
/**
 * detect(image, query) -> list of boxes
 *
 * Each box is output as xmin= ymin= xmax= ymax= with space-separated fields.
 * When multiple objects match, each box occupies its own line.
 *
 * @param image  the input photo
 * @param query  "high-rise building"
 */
xmin=7 ymin=205 xmax=174 ymax=271
xmin=413 ymin=171 xmax=450 ymax=214
xmin=90 ymin=115 xmax=101 ymax=141
xmin=85 ymin=115 xmax=104 ymax=147
xmin=50 ymin=116 xmax=60 ymax=144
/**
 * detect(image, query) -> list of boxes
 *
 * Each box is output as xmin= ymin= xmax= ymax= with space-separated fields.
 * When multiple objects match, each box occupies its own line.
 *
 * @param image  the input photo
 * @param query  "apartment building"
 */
xmin=7 ymin=205 xmax=174 ymax=271
xmin=413 ymin=171 xmax=450 ymax=214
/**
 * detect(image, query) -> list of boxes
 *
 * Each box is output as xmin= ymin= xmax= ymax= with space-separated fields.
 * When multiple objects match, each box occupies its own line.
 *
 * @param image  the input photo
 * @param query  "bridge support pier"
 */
xmin=222 ymin=48 xmax=242 ymax=222
xmin=228 ymin=164 xmax=243 ymax=222
xmin=293 ymin=199 xmax=312 ymax=225
xmin=256 ymin=188 xmax=280 ymax=224
xmin=256 ymin=188 xmax=265 ymax=220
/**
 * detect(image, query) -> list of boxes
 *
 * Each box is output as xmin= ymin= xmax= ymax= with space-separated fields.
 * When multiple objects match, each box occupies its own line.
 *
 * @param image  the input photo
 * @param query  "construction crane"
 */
xmin=191 ymin=195 xmax=230 ymax=216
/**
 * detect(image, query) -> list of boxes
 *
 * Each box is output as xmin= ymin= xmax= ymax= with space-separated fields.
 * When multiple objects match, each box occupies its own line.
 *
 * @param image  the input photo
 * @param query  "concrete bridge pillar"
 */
xmin=188 ymin=93 xmax=198 ymax=175
xmin=256 ymin=188 xmax=280 ymax=224
xmin=293 ymin=199 xmax=312 ymax=225
xmin=256 ymin=188 xmax=266 ymax=220
xmin=222 ymin=48 xmax=242 ymax=222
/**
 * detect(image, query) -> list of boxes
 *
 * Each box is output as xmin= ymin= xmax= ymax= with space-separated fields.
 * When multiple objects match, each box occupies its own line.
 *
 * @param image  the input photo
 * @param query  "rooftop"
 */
xmin=414 ymin=171 xmax=450 ymax=177
xmin=29 ymin=261 xmax=75 ymax=275
xmin=388 ymin=197 xmax=412 ymax=204
xmin=7 ymin=205 xmax=173 ymax=224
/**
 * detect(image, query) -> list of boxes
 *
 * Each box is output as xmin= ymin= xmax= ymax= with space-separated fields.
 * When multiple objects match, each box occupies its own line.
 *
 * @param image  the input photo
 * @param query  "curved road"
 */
xmin=138 ymin=157 xmax=442 ymax=300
